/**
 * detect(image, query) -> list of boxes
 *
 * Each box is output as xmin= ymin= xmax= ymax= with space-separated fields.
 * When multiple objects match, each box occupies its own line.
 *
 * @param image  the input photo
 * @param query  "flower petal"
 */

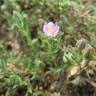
xmin=43 ymin=22 xmax=60 ymax=37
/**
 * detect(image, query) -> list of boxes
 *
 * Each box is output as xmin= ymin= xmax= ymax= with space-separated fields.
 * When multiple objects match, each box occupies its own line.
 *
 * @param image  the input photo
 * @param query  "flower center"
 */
xmin=48 ymin=27 xmax=53 ymax=33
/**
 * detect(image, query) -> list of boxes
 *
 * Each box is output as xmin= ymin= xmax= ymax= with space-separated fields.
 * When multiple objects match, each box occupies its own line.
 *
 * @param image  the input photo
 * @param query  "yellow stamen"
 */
xmin=48 ymin=28 xmax=53 ymax=32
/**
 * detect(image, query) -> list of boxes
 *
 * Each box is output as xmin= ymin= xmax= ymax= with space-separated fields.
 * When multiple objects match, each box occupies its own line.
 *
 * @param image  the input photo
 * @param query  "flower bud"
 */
xmin=76 ymin=38 xmax=87 ymax=51
xmin=84 ymin=45 xmax=95 ymax=60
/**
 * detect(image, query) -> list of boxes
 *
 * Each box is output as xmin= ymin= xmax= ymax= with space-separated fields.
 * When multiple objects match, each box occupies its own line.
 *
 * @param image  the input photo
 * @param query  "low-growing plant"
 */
xmin=0 ymin=0 xmax=96 ymax=95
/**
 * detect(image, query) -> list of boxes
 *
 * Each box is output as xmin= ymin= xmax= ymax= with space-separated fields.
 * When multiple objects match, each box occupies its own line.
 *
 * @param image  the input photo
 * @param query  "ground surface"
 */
xmin=0 ymin=0 xmax=96 ymax=96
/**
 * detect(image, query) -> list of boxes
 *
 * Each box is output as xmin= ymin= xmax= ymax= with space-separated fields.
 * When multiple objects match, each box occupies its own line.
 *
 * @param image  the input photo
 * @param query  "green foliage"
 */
xmin=0 ymin=0 xmax=96 ymax=95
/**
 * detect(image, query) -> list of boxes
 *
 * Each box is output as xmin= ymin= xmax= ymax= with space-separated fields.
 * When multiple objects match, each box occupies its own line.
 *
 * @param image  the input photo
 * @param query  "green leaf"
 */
xmin=71 ymin=76 xmax=81 ymax=85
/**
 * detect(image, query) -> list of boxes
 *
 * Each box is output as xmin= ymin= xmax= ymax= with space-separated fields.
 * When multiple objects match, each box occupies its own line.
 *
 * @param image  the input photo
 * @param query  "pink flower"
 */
xmin=43 ymin=22 xmax=59 ymax=37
